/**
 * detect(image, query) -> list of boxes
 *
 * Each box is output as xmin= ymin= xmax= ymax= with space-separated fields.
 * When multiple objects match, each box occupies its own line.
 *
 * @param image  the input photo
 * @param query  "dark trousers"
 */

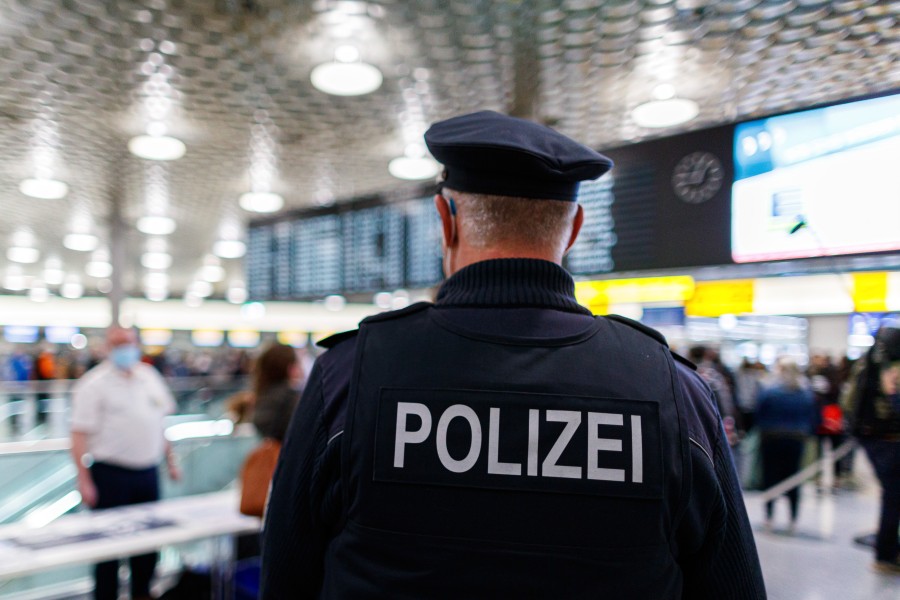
xmin=861 ymin=439 xmax=900 ymax=562
xmin=760 ymin=435 xmax=805 ymax=521
xmin=90 ymin=462 xmax=160 ymax=600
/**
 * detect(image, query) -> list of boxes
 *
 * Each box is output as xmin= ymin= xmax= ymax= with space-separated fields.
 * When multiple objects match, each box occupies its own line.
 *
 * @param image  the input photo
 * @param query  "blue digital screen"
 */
xmin=732 ymin=93 xmax=900 ymax=263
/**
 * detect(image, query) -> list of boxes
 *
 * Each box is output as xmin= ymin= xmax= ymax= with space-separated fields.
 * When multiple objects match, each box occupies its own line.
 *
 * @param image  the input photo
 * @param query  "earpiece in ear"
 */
xmin=447 ymin=196 xmax=457 ymax=216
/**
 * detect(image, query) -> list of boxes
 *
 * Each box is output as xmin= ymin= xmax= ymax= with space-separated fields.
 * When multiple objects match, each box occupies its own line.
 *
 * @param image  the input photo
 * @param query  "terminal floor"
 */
xmin=745 ymin=456 xmax=900 ymax=600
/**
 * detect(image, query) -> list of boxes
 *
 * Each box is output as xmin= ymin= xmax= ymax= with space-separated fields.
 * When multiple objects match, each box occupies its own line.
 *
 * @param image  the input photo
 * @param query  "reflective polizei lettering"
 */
xmin=391 ymin=402 xmax=644 ymax=482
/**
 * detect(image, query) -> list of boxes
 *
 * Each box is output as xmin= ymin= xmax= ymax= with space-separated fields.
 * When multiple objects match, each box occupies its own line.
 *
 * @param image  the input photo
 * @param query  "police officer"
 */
xmin=260 ymin=111 xmax=766 ymax=599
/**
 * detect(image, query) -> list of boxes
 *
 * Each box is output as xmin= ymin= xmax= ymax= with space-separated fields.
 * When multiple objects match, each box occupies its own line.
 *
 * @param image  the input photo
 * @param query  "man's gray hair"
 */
xmin=445 ymin=188 xmax=578 ymax=254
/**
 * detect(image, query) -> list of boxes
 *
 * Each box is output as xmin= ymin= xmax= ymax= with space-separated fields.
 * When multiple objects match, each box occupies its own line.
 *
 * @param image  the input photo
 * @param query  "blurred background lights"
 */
xmin=240 ymin=301 xmax=266 ymax=319
xmin=226 ymin=282 xmax=248 ymax=304
xmin=63 ymin=233 xmax=99 ymax=252
xmin=70 ymin=333 xmax=88 ymax=350
xmin=213 ymin=239 xmax=246 ymax=259
xmin=632 ymin=96 xmax=699 ymax=128
xmin=60 ymin=275 xmax=84 ymax=299
xmin=7 ymin=246 xmax=40 ymax=264
xmin=324 ymin=294 xmax=346 ymax=311
xmin=128 ymin=134 xmax=186 ymax=161
xmin=239 ymin=191 xmax=283 ymax=213
xmin=310 ymin=45 xmax=383 ymax=96
xmin=19 ymin=178 xmax=68 ymax=200
xmin=137 ymin=216 xmax=176 ymax=235
xmin=141 ymin=252 xmax=173 ymax=270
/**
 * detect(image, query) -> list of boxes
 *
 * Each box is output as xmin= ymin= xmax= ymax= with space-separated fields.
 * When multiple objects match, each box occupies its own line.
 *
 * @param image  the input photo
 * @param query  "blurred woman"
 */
xmin=756 ymin=358 xmax=816 ymax=532
xmin=252 ymin=343 xmax=302 ymax=442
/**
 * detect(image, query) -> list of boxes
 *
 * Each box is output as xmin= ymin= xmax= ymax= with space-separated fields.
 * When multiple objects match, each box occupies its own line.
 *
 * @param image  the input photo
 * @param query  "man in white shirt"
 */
xmin=70 ymin=326 xmax=180 ymax=600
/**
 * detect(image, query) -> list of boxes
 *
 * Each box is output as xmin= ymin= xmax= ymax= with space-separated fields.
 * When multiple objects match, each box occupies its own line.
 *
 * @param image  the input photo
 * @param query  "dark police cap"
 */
xmin=424 ymin=110 xmax=613 ymax=202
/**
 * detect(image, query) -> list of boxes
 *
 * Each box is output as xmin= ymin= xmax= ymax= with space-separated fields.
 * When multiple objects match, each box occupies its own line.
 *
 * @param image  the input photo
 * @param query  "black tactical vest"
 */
xmin=321 ymin=304 xmax=690 ymax=599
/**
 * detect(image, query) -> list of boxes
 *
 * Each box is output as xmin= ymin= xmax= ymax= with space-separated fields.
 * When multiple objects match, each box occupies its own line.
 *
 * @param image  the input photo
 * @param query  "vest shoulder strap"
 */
xmin=602 ymin=314 xmax=696 ymax=371
xmin=318 ymin=303 xmax=434 ymax=349
xmin=317 ymin=329 xmax=359 ymax=349
xmin=603 ymin=314 xmax=668 ymax=347
xmin=360 ymin=301 xmax=433 ymax=324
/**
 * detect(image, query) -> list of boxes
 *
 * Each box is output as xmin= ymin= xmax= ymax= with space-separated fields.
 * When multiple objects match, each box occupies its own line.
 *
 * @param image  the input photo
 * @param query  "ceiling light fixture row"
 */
xmin=128 ymin=39 xmax=186 ymax=161
xmin=20 ymin=106 xmax=69 ymax=200
xmin=239 ymin=103 xmax=284 ymax=213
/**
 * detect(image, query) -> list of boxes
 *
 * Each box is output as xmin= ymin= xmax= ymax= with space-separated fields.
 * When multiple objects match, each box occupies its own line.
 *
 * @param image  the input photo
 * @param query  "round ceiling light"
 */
xmin=143 ymin=272 xmax=170 ymax=289
xmin=19 ymin=178 xmax=69 ymax=200
xmin=7 ymin=246 xmax=40 ymax=264
xmin=200 ymin=265 xmax=225 ymax=283
xmin=213 ymin=240 xmax=246 ymax=259
xmin=226 ymin=284 xmax=248 ymax=305
xmin=141 ymin=252 xmax=173 ymax=270
xmin=61 ymin=276 xmax=84 ymax=299
xmin=85 ymin=260 xmax=113 ymax=279
xmin=145 ymin=288 xmax=169 ymax=302
xmin=63 ymin=233 xmax=100 ymax=252
xmin=188 ymin=280 xmax=213 ymax=298
xmin=137 ymin=216 xmax=177 ymax=235
xmin=3 ymin=267 xmax=26 ymax=291
xmin=239 ymin=192 xmax=283 ymax=213
xmin=310 ymin=60 xmax=383 ymax=96
xmin=388 ymin=156 xmax=441 ymax=180
xmin=631 ymin=98 xmax=699 ymax=129
xmin=128 ymin=134 xmax=186 ymax=161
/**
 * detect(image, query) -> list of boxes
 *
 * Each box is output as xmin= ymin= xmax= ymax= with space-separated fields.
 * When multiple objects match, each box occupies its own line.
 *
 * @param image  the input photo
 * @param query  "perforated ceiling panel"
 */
xmin=0 ymin=0 xmax=897 ymax=297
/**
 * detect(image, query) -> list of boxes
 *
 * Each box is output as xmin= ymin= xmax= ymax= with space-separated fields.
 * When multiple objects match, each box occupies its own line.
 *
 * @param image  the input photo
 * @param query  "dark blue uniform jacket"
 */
xmin=260 ymin=258 xmax=766 ymax=599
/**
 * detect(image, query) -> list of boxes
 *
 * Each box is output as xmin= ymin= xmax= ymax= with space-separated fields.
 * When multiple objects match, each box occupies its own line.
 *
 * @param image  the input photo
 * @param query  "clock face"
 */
xmin=671 ymin=151 xmax=724 ymax=204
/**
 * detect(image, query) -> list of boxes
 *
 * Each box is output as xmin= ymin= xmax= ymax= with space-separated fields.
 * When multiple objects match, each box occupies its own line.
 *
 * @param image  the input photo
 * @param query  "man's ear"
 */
xmin=564 ymin=204 xmax=584 ymax=254
xmin=434 ymin=194 xmax=456 ymax=247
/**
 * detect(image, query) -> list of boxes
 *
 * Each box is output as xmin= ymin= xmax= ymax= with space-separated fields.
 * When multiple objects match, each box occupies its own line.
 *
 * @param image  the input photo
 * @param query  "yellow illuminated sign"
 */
xmin=852 ymin=272 xmax=888 ymax=313
xmin=685 ymin=280 xmax=754 ymax=317
xmin=575 ymin=276 xmax=695 ymax=315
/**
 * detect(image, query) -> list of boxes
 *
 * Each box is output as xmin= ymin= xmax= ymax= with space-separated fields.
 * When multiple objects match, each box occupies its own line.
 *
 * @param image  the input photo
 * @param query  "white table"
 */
xmin=0 ymin=491 xmax=260 ymax=597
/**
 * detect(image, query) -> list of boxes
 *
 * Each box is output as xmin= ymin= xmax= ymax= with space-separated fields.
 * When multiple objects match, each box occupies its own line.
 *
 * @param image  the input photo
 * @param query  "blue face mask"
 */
xmin=110 ymin=344 xmax=141 ymax=370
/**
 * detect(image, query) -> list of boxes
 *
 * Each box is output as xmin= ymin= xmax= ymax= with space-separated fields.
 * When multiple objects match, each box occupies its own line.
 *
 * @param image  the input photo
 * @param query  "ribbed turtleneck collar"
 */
xmin=435 ymin=258 xmax=591 ymax=315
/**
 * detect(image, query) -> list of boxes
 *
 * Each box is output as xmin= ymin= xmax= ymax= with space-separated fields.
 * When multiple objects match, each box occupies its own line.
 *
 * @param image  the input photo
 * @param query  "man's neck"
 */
xmin=448 ymin=247 xmax=562 ymax=276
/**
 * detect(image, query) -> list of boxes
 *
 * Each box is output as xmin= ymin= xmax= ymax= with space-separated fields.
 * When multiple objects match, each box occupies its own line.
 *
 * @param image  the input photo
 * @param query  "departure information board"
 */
xmin=246 ymin=195 xmax=445 ymax=300
xmin=293 ymin=214 xmax=341 ymax=297
xmin=343 ymin=205 xmax=406 ymax=292
xmin=405 ymin=196 xmax=444 ymax=288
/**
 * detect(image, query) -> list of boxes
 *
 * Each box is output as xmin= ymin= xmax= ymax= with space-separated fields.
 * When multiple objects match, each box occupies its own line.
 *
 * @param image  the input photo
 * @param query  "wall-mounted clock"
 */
xmin=671 ymin=151 xmax=724 ymax=204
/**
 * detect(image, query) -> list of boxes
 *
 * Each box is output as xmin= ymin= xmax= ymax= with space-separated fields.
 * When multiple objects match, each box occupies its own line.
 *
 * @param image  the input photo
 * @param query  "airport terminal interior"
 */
xmin=0 ymin=0 xmax=899 ymax=598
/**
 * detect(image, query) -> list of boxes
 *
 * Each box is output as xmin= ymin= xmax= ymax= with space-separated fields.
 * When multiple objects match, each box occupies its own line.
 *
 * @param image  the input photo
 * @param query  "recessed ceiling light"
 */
xmin=388 ymin=156 xmax=441 ymax=180
xmin=128 ymin=134 xmax=186 ymax=161
xmin=145 ymin=288 xmax=169 ymax=302
xmin=226 ymin=284 xmax=248 ymax=305
xmin=239 ymin=192 xmax=284 ymax=213
xmin=61 ymin=276 xmax=84 ymax=299
xmin=3 ymin=266 xmax=26 ymax=291
xmin=213 ymin=240 xmax=246 ymax=259
xmin=42 ymin=259 xmax=65 ymax=286
xmin=143 ymin=272 xmax=170 ymax=288
xmin=184 ymin=293 xmax=203 ymax=308
xmin=19 ymin=178 xmax=69 ymax=200
xmin=200 ymin=265 xmax=225 ymax=283
xmin=631 ymin=98 xmax=699 ymax=129
xmin=85 ymin=261 xmax=113 ymax=279
xmin=141 ymin=252 xmax=173 ymax=270
xmin=310 ymin=52 xmax=383 ymax=96
xmin=137 ymin=216 xmax=177 ymax=235
xmin=29 ymin=283 xmax=50 ymax=303
xmin=63 ymin=233 xmax=100 ymax=252
xmin=189 ymin=280 xmax=213 ymax=298
xmin=7 ymin=247 xmax=40 ymax=264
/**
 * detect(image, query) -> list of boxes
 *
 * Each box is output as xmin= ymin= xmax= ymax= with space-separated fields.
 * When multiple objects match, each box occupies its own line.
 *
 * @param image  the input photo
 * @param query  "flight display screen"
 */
xmin=732 ymin=92 xmax=900 ymax=263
